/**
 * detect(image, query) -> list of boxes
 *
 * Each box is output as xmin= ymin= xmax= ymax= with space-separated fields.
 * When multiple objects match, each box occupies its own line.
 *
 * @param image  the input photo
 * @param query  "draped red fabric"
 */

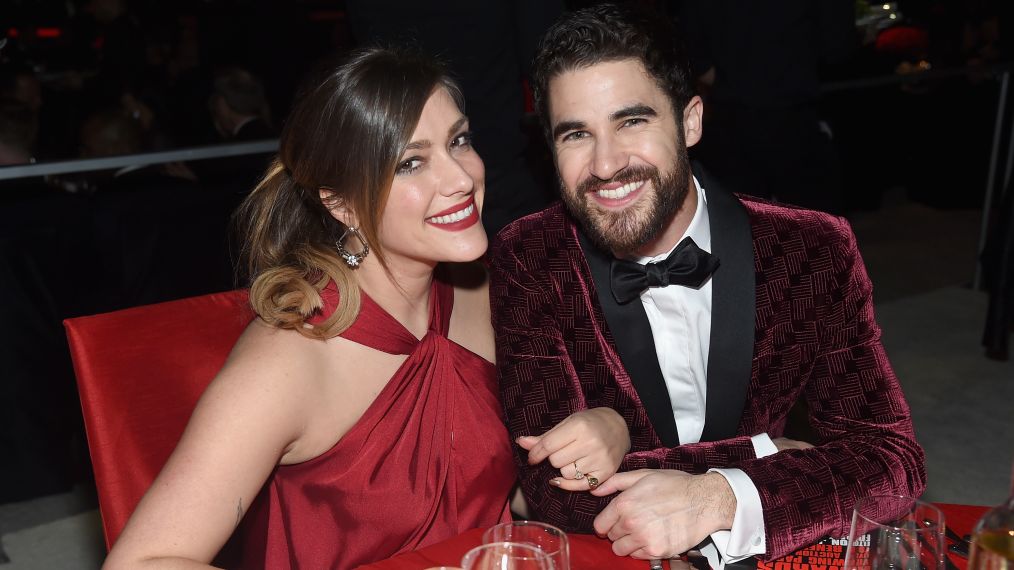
xmin=239 ymin=275 xmax=514 ymax=569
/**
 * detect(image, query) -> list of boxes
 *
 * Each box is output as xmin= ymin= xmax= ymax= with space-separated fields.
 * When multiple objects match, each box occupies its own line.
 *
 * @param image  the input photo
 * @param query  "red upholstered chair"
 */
xmin=64 ymin=290 xmax=254 ymax=549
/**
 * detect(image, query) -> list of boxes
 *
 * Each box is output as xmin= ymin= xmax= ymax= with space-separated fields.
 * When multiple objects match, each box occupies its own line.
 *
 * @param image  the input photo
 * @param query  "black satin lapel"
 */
xmin=696 ymin=164 xmax=755 ymax=442
xmin=577 ymin=231 xmax=680 ymax=447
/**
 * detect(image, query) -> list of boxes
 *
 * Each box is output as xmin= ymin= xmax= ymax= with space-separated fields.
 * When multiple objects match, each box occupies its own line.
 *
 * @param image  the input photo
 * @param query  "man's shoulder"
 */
xmin=735 ymin=194 xmax=854 ymax=247
xmin=491 ymin=201 xmax=574 ymax=258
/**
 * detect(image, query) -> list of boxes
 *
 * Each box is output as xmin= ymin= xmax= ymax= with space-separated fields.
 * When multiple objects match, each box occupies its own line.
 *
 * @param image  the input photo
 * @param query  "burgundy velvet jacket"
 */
xmin=489 ymin=176 xmax=926 ymax=559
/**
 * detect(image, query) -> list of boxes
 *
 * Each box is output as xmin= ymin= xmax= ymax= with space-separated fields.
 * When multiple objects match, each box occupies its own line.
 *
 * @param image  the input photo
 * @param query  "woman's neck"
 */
xmin=354 ymin=257 xmax=436 ymax=339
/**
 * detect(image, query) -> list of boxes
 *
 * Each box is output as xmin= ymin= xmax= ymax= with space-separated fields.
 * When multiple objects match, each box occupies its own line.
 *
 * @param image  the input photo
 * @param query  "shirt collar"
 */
xmin=635 ymin=175 xmax=711 ymax=264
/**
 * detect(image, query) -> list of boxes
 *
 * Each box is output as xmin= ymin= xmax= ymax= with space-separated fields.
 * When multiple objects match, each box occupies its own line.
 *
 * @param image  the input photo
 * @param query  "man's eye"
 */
xmin=451 ymin=131 xmax=473 ymax=149
xmin=622 ymin=117 xmax=647 ymax=128
xmin=561 ymin=131 xmax=588 ymax=142
xmin=397 ymin=158 xmax=423 ymax=174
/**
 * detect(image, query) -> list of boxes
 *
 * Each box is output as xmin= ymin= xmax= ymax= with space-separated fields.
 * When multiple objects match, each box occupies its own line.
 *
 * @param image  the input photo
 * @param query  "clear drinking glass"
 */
xmin=967 ymin=462 xmax=1014 ymax=570
xmin=843 ymin=495 xmax=946 ymax=570
xmin=482 ymin=520 xmax=570 ymax=570
xmin=460 ymin=542 xmax=554 ymax=570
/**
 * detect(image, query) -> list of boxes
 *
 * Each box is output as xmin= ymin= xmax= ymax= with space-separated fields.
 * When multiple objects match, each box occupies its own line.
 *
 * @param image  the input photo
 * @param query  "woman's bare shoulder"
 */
xmin=206 ymin=320 xmax=330 ymax=416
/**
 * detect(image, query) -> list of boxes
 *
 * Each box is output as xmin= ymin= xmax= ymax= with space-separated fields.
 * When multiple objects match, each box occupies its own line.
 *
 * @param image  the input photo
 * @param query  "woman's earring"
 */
xmin=337 ymin=226 xmax=370 ymax=268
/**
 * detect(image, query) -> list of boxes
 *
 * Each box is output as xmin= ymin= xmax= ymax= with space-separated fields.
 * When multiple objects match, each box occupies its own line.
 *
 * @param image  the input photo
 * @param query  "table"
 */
xmin=358 ymin=503 xmax=987 ymax=570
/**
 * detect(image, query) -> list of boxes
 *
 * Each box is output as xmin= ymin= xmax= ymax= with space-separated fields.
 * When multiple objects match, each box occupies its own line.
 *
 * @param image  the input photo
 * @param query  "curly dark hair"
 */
xmin=531 ymin=3 xmax=694 ymax=139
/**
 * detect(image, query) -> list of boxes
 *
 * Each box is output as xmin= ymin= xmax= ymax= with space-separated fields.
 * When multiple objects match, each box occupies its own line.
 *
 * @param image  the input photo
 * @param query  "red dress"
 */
xmin=238 ymin=274 xmax=514 ymax=569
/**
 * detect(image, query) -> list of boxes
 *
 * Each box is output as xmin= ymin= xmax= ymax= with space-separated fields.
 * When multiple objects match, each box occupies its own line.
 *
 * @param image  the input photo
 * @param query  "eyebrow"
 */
xmin=551 ymin=104 xmax=659 ymax=141
xmin=404 ymin=116 xmax=470 ymax=151
xmin=552 ymin=120 xmax=586 ymax=142
xmin=610 ymin=104 xmax=657 ymax=122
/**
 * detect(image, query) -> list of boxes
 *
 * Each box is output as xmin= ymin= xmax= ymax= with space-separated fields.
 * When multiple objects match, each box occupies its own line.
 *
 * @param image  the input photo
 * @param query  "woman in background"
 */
xmin=102 ymin=47 xmax=514 ymax=569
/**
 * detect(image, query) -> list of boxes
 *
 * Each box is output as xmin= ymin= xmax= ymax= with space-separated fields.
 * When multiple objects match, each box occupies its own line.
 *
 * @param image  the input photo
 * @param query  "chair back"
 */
xmin=64 ymin=289 xmax=253 ymax=548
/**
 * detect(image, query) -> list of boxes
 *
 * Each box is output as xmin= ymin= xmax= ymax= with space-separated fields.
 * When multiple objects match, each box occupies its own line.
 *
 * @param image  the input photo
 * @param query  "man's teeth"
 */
xmin=597 ymin=181 xmax=642 ymax=199
xmin=428 ymin=203 xmax=474 ymax=224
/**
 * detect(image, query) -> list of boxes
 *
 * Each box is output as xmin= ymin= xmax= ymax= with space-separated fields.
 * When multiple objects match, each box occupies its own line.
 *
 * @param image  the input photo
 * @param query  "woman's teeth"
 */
xmin=597 ymin=180 xmax=642 ymax=200
xmin=428 ymin=203 xmax=474 ymax=224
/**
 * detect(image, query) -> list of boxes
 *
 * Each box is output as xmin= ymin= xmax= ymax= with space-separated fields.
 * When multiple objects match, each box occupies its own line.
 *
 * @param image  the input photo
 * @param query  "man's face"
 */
xmin=547 ymin=58 xmax=695 ymax=255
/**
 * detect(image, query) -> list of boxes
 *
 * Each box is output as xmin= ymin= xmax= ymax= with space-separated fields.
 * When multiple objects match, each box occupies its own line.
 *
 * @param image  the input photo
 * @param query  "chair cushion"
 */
xmin=64 ymin=289 xmax=253 ymax=548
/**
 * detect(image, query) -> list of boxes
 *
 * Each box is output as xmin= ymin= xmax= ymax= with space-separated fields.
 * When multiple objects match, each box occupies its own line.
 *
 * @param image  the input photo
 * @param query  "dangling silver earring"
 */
xmin=337 ymin=226 xmax=370 ymax=268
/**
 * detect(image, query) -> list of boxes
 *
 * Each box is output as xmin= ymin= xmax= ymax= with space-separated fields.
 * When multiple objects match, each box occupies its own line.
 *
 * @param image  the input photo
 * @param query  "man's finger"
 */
xmin=611 ymin=533 xmax=643 ymax=557
xmin=593 ymin=499 xmax=621 ymax=536
xmin=590 ymin=469 xmax=651 ymax=496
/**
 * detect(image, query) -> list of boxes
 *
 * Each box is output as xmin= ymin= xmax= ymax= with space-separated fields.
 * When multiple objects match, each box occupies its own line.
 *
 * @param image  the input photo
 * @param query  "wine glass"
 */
xmin=482 ymin=521 xmax=570 ymax=570
xmin=843 ymin=495 xmax=946 ymax=570
xmin=461 ymin=542 xmax=554 ymax=570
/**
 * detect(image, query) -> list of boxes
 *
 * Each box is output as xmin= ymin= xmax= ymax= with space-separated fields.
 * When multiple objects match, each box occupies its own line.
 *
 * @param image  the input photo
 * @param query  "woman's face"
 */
xmin=377 ymin=87 xmax=487 ymax=270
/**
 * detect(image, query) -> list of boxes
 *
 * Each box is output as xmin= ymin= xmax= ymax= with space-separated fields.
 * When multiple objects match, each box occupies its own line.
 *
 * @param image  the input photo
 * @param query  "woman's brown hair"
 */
xmin=233 ymin=47 xmax=463 ymax=339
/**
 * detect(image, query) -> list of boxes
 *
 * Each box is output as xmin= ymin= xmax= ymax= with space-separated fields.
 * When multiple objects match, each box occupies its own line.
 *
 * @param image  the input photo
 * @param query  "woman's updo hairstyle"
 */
xmin=233 ymin=47 xmax=463 ymax=339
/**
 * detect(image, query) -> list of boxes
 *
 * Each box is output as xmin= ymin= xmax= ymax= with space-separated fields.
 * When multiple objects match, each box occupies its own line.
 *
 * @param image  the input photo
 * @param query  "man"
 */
xmin=490 ymin=4 xmax=925 ymax=566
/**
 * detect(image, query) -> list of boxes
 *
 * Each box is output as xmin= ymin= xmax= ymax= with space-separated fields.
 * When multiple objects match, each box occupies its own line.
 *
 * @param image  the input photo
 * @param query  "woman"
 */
xmin=103 ymin=47 xmax=515 ymax=569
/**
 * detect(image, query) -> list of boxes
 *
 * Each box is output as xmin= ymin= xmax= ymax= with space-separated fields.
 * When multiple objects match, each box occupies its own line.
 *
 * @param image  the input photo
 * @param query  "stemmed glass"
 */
xmin=460 ymin=542 xmax=554 ymax=570
xmin=482 ymin=521 xmax=570 ymax=570
xmin=844 ymin=495 xmax=947 ymax=570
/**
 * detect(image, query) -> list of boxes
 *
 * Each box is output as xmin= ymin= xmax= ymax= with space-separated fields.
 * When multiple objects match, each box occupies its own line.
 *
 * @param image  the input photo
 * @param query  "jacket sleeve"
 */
xmin=490 ymin=232 xmax=757 ymax=532
xmin=736 ymin=219 xmax=926 ymax=558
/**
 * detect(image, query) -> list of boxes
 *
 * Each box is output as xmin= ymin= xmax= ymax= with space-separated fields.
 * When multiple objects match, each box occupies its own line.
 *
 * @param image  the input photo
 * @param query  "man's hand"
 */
xmin=516 ymin=407 xmax=630 ymax=491
xmin=590 ymin=470 xmax=736 ymax=559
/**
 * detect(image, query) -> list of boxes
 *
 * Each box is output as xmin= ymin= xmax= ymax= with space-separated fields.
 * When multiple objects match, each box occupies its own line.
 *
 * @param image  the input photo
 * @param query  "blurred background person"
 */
xmin=208 ymin=66 xmax=273 ymax=142
xmin=0 ymin=97 xmax=37 ymax=167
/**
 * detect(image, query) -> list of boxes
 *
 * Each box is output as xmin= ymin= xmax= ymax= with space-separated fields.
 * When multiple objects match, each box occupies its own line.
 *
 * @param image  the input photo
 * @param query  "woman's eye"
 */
xmin=451 ymin=131 xmax=473 ymax=149
xmin=397 ymin=157 xmax=423 ymax=174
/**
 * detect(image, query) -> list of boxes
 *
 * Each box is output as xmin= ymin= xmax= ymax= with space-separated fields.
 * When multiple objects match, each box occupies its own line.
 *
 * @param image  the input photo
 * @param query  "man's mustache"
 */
xmin=575 ymin=165 xmax=659 ymax=196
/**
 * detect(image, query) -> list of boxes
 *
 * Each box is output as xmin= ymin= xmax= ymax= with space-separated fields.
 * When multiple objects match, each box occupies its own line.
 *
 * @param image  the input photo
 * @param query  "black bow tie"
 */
xmin=609 ymin=237 xmax=720 ymax=304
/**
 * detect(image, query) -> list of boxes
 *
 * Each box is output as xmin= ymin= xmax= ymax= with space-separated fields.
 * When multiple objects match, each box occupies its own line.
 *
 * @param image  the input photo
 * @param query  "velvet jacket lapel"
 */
xmin=695 ymin=167 xmax=755 ymax=442
xmin=578 ymin=231 xmax=681 ymax=446
xmin=575 ymin=165 xmax=755 ymax=445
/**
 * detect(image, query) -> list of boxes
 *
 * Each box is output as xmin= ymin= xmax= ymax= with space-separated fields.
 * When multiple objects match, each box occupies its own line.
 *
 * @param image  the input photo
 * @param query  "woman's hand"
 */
xmin=516 ymin=407 xmax=630 ymax=492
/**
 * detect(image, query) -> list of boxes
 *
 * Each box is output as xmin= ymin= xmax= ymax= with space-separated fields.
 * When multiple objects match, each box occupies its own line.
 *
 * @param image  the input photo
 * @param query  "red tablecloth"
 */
xmin=358 ymin=503 xmax=987 ymax=570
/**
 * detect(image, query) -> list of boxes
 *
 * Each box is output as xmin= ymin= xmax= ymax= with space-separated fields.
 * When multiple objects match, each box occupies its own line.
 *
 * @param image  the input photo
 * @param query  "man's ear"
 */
xmin=319 ymin=186 xmax=356 ymax=227
xmin=682 ymin=95 xmax=704 ymax=148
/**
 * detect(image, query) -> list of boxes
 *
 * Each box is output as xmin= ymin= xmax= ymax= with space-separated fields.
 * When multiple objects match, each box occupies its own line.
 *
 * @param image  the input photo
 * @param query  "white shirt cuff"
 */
xmin=708 ymin=468 xmax=766 ymax=564
xmin=751 ymin=433 xmax=778 ymax=458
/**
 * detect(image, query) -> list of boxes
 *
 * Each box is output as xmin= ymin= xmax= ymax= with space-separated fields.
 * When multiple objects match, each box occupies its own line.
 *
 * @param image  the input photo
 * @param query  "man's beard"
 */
xmin=560 ymin=154 xmax=691 ymax=256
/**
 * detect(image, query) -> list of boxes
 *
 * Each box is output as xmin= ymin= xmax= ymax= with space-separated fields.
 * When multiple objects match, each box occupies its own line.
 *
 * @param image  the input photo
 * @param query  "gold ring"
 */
xmin=587 ymin=476 xmax=600 ymax=489
xmin=573 ymin=461 xmax=584 ymax=480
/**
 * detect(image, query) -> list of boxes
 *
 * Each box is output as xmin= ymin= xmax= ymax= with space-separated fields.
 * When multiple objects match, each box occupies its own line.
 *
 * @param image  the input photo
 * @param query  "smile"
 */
xmin=595 ymin=180 xmax=643 ymax=200
xmin=427 ymin=202 xmax=475 ymax=225
xmin=425 ymin=196 xmax=480 ymax=231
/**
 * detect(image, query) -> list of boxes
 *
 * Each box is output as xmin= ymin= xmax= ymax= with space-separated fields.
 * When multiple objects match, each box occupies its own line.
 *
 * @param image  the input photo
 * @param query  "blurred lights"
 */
xmin=883 ymin=3 xmax=890 ymax=9
xmin=3 ymin=27 xmax=63 ymax=39
xmin=889 ymin=13 xmax=897 ymax=20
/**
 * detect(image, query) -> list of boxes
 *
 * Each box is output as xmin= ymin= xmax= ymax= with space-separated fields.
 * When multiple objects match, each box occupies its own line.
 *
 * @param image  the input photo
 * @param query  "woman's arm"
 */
xmin=102 ymin=322 xmax=315 ymax=569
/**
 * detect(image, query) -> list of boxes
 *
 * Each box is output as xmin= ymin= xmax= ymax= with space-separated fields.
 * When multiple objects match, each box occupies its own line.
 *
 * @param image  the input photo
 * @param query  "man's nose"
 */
xmin=589 ymin=136 xmax=629 ymax=181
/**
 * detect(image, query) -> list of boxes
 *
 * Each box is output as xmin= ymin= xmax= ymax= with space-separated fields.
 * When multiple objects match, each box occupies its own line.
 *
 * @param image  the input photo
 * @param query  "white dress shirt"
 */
xmin=630 ymin=177 xmax=774 ymax=568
